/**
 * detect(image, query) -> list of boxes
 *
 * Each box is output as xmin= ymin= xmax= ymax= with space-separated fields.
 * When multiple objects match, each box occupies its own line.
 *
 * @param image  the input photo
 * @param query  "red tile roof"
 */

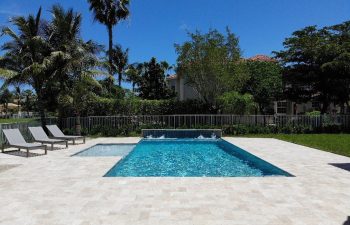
xmin=167 ymin=74 xmax=177 ymax=80
xmin=247 ymin=55 xmax=276 ymax=62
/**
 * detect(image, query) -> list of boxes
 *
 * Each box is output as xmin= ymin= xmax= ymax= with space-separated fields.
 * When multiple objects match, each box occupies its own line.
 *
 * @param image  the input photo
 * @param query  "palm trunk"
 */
xmin=4 ymin=103 xmax=8 ymax=118
xmin=118 ymin=72 xmax=122 ymax=87
xmin=108 ymin=25 xmax=114 ymax=85
xmin=37 ymin=92 xmax=47 ymax=129
xmin=17 ymin=99 xmax=20 ymax=116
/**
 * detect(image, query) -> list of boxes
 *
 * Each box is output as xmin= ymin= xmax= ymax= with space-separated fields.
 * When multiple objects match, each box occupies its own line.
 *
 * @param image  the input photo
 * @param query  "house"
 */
xmin=166 ymin=74 xmax=200 ymax=101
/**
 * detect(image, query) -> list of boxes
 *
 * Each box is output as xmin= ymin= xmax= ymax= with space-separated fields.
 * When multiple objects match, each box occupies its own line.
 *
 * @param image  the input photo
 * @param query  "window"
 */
xmin=277 ymin=101 xmax=287 ymax=114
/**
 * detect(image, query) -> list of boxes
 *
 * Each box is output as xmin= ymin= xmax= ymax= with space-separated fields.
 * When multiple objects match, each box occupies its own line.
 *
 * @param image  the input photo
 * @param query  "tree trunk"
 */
xmin=37 ymin=92 xmax=47 ymax=129
xmin=108 ymin=25 xmax=114 ymax=81
xmin=18 ymin=99 xmax=20 ymax=115
xmin=258 ymin=104 xmax=264 ymax=115
xmin=321 ymin=101 xmax=329 ymax=115
xmin=75 ymin=113 xmax=81 ymax=136
xmin=4 ymin=103 xmax=8 ymax=118
xmin=118 ymin=72 xmax=122 ymax=87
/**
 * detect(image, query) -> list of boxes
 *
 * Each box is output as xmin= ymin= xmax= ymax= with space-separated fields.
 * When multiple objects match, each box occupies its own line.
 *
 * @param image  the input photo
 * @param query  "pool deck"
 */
xmin=0 ymin=137 xmax=350 ymax=225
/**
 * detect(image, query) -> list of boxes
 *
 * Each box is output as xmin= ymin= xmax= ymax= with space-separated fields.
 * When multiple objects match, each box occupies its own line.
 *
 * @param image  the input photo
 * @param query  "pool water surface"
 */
xmin=74 ymin=144 xmax=136 ymax=157
xmin=104 ymin=139 xmax=291 ymax=177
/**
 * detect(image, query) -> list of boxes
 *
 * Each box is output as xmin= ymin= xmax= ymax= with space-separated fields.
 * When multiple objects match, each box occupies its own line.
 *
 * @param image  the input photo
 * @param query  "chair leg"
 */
xmin=1 ymin=144 xmax=4 ymax=153
xmin=73 ymin=139 xmax=75 ymax=145
xmin=51 ymin=143 xmax=53 ymax=151
xmin=44 ymin=146 xmax=47 ymax=155
xmin=83 ymin=137 xmax=86 ymax=144
xmin=66 ymin=141 xmax=68 ymax=148
xmin=26 ymin=148 xmax=29 ymax=158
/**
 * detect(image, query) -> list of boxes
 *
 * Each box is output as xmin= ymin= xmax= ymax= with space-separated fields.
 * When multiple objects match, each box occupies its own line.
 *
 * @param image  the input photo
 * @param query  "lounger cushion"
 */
xmin=46 ymin=125 xmax=84 ymax=139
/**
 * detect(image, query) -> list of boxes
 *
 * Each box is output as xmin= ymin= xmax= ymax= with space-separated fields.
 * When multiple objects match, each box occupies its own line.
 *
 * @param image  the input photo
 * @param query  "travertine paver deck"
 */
xmin=0 ymin=137 xmax=350 ymax=225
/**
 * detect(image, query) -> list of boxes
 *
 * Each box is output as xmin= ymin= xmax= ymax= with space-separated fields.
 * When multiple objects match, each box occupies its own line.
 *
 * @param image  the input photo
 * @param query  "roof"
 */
xmin=247 ymin=55 xmax=276 ymax=62
xmin=166 ymin=74 xmax=177 ymax=80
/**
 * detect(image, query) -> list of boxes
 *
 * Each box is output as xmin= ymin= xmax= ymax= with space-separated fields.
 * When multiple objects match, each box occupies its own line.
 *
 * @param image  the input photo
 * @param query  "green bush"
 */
xmin=61 ymin=97 xmax=213 ymax=117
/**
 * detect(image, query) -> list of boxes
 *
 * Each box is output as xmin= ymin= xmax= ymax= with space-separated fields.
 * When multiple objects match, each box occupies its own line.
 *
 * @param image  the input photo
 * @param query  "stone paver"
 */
xmin=0 ymin=137 xmax=349 ymax=225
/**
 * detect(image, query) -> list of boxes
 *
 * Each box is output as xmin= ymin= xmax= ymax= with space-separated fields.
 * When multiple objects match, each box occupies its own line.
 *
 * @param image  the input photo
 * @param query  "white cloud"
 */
xmin=179 ymin=23 xmax=189 ymax=31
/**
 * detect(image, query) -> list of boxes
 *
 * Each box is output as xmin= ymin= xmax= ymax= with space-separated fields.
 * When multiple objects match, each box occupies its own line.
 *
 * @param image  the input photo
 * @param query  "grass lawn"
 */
xmin=0 ymin=118 xmax=37 ymax=124
xmin=242 ymin=134 xmax=350 ymax=158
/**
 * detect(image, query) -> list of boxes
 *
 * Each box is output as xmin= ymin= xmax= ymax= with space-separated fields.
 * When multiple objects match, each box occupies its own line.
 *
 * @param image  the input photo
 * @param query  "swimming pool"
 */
xmin=105 ymin=139 xmax=291 ymax=177
xmin=74 ymin=144 xmax=136 ymax=157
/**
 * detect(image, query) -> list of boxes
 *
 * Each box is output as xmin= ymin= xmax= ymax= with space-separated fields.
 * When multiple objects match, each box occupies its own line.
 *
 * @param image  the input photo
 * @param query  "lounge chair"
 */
xmin=29 ymin=127 xmax=68 ymax=150
xmin=46 ymin=125 xmax=85 ymax=145
xmin=2 ymin=129 xmax=47 ymax=157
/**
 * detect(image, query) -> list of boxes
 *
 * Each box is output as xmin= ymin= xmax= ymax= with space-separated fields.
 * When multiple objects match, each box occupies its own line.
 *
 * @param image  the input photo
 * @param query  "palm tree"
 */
xmin=125 ymin=63 xmax=142 ymax=92
xmin=111 ymin=44 xmax=129 ymax=86
xmin=0 ymin=5 xmax=102 ymax=128
xmin=14 ymin=86 xmax=21 ymax=114
xmin=87 ymin=0 xmax=130 ymax=83
xmin=22 ymin=90 xmax=36 ymax=116
xmin=0 ymin=7 xmax=53 ymax=126
xmin=47 ymin=5 xmax=102 ymax=134
xmin=0 ymin=89 xmax=13 ymax=118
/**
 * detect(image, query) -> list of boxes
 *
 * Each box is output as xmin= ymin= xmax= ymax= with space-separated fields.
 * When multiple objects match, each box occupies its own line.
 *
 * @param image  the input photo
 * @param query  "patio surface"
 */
xmin=0 ymin=137 xmax=350 ymax=225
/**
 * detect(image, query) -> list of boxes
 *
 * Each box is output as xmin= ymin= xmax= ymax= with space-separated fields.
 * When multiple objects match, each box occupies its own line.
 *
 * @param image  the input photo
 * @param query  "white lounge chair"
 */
xmin=2 ymin=129 xmax=47 ymax=157
xmin=29 ymin=127 xmax=68 ymax=150
xmin=46 ymin=125 xmax=85 ymax=145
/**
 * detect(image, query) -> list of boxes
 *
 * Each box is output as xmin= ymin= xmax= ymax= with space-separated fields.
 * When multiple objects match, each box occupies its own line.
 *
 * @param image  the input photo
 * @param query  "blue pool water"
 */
xmin=105 ymin=139 xmax=291 ymax=177
xmin=74 ymin=144 xmax=135 ymax=157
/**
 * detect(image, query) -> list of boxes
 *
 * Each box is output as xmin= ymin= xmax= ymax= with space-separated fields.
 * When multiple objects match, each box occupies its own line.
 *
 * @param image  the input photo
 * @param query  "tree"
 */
xmin=46 ymin=5 xmax=102 ymax=134
xmin=0 ymin=5 xmax=103 ymax=127
xmin=111 ymin=44 xmax=129 ymax=86
xmin=125 ymin=63 xmax=142 ymax=92
xmin=175 ymin=28 xmax=250 ymax=111
xmin=45 ymin=5 xmax=102 ymax=121
xmin=274 ymin=21 xmax=350 ymax=114
xmin=0 ymin=7 xmax=55 ymax=126
xmin=0 ymin=89 xmax=13 ymax=117
xmin=87 ymin=0 xmax=130 ymax=83
xmin=22 ymin=90 xmax=36 ymax=116
xmin=59 ymin=76 xmax=101 ymax=135
xmin=137 ymin=57 xmax=174 ymax=100
xmin=217 ymin=91 xmax=256 ymax=115
xmin=244 ymin=60 xmax=283 ymax=114
xmin=97 ymin=79 xmax=125 ymax=99
xmin=14 ymin=86 xmax=22 ymax=114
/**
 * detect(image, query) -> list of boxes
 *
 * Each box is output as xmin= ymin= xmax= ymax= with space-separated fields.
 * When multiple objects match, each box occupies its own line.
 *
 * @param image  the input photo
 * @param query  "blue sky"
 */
xmin=0 ymin=0 xmax=349 ymax=88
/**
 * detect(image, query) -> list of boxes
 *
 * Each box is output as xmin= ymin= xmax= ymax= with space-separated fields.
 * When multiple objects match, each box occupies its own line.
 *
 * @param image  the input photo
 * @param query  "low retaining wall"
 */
xmin=141 ymin=129 xmax=222 ymax=139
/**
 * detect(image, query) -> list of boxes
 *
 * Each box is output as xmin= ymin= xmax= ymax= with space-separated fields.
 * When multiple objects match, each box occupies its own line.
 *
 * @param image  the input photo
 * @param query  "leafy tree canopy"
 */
xmin=274 ymin=21 xmax=350 ymax=113
xmin=136 ymin=57 xmax=175 ymax=100
xmin=217 ymin=91 xmax=256 ymax=115
xmin=244 ymin=60 xmax=283 ymax=114
xmin=175 ymin=28 xmax=250 ymax=109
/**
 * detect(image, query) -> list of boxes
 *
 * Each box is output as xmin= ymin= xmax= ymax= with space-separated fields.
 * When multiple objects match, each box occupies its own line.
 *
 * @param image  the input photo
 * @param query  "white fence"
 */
xmin=0 ymin=115 xmax=348 ymax=145
xmin=61 ymin=115 xmax=350 ymax=133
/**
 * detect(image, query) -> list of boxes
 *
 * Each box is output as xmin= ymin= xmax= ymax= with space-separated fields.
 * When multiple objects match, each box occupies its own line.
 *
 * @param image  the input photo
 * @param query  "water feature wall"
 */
xmin=141 ymin=129 xmax=222 ymax=139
